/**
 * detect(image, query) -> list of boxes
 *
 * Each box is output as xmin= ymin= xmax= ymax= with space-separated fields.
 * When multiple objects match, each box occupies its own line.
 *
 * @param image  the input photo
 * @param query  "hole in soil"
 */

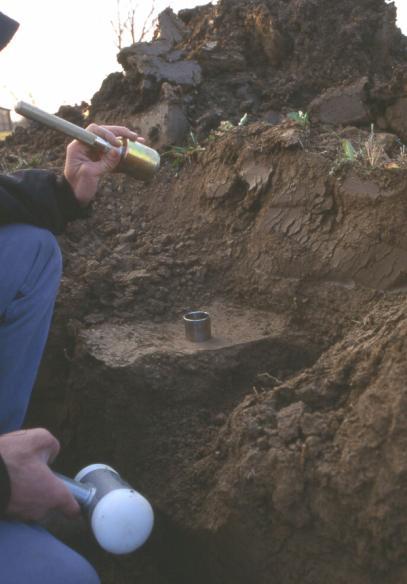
xmin=30 ymin=302 xmax=323 ymax=583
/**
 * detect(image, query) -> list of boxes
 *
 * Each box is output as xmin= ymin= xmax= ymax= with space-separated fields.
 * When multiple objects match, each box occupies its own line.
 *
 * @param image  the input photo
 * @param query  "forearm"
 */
xmin=0 ymin=170 xmax=90 ymax=235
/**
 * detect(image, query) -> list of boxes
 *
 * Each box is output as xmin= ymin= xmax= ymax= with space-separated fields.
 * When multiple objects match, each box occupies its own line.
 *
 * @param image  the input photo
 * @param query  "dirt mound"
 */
xmin=88 ymin=0 xmax=407 ymax=144
xmin=3 ymin=0 xmax=407 ymax=583
xmin=186 ymin=297 xmax=407 ymax=584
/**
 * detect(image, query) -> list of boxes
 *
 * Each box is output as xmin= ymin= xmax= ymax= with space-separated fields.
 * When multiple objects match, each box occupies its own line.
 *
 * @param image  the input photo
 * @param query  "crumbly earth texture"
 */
xmin=3 ymin=0 xmax=407 ymax=582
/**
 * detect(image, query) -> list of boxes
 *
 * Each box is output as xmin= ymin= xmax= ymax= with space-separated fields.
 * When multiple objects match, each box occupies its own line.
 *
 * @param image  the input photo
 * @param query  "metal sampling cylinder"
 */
xmin=183 ymin=311 xmax=212 ymax=342
xmin=15 ymin=101 xmax=160 ymax=181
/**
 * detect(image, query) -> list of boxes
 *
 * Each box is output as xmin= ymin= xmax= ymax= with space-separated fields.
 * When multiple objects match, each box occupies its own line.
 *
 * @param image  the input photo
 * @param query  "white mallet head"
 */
xmin=74 ymin=464 xmax=154 ymax=555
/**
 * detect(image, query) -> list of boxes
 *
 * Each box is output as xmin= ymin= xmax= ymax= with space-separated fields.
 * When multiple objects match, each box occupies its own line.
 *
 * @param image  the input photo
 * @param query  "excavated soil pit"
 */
xmin=35 ymin=302 xmax=320 ymax=584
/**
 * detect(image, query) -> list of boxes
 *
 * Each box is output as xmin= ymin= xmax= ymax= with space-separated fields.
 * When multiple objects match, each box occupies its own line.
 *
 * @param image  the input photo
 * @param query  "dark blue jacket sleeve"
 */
xmin=0 ymin=455 xmax=11 ymax=516
xmin=0 ymin=169 xmax=89 ymax=235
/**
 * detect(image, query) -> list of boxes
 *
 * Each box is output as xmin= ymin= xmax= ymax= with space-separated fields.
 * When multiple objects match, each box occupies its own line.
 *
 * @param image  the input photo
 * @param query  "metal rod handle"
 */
xmin=15 ymin=101 xmax=104 ymax=148
xmin=54 ymin=472 xmax=96 ymax=508
xmin=15 ymin=100 xmax=161 ymax=181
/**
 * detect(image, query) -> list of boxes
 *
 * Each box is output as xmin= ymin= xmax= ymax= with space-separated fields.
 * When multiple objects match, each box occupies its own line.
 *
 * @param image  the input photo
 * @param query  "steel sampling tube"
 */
xmin=15 ymin=101 xmax=160 ymax=181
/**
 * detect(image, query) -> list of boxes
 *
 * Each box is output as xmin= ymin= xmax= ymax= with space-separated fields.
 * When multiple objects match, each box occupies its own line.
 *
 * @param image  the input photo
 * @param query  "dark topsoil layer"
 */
xmin=3 ymin=0 xmax=407 ymax=583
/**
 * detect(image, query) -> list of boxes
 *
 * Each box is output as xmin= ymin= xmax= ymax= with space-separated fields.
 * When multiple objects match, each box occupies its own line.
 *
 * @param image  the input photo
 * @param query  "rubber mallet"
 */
xmin=55 ymin=464 xmax=154 ymax=555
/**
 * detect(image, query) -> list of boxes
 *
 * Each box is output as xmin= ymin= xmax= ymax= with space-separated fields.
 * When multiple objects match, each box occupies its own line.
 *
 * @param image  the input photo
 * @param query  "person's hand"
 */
xmin=64 ymin=123 xmax=144 ymax=207
xmin=0 ymin=428 xmax=80 ymax=522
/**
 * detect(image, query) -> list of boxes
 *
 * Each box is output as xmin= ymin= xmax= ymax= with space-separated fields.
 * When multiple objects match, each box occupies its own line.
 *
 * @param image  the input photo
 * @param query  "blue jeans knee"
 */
xmin=0 ymin=521 xmax=100 ymax=584
xmin=18 ymin=225 xmax=62 ymax=296
xmin=0 ymin=224 xmax=62 ymax=314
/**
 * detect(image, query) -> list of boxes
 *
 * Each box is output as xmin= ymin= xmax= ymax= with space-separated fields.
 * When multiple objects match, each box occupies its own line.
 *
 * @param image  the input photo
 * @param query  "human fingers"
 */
xmin=13 ymin=469 xmax=81 ymax=522
xmin=1 ymin=430 xmax=79 ymax=521
xmin=87 ymin=124 xmax=144 ymax=146
xmin=27 ymin=428 xmax=61 ymax=464
xmin=104 ymin=124 xmax=147 ymax=143
xmin=97 ymin=125 xmax=140 ymax=141
xmin=51 ymin=473 xmax=81 ymax=518
xmin=86 ymin=123 xmax=122 ymax=147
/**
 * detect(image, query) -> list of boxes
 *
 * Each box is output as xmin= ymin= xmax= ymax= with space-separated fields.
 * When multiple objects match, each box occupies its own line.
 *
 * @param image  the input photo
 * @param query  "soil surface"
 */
xmin=3 ymin=0 xmax=407 ymax=582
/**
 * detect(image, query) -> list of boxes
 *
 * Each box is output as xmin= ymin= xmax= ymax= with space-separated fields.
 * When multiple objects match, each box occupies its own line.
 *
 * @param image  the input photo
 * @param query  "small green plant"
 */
xmin=330 ymin=126 xmax=390 ymax=175
xmin=341 ymin=139 xmax=357 ymax=162
xmin=161 ymin=132 xmax=205 ymax=172
xmin=287 ymin=110 xmax=309 ymax=127
xmin=339 ymin=126 xmax=384 ymax=167
xmin=208 ymin=114 xmax=249 ymax=142
xmin=0 ymin=153 xmax=43 ymax=173
xmin=238 ymin=113 xmax=249 ymax=127
xmin=218 ymin=120 xmax=235 ymax=132
xmin=27 ymin=154 xmax=43 ymax=168
xmin=329 ymin=137 xmax=357 ymax=175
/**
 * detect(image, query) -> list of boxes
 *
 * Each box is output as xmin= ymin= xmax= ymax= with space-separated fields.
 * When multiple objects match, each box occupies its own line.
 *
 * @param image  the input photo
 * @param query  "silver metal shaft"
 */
xmin=15 ymin=101 xmax=114 ymax=152
xmin=54 ymin=472 xmax=96 ymax=508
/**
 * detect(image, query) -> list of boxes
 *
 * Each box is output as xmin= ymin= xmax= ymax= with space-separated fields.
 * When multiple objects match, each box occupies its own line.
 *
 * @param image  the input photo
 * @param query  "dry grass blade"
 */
xmin=363 ymin=125 xmax=385 ymax=168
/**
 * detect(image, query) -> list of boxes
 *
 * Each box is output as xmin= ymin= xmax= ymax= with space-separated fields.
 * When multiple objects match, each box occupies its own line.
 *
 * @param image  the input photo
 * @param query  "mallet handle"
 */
xmin=15 ymin=101 xmax=112 ymax=151
xmin=54 ymin=472 xmax=96 ymax=508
